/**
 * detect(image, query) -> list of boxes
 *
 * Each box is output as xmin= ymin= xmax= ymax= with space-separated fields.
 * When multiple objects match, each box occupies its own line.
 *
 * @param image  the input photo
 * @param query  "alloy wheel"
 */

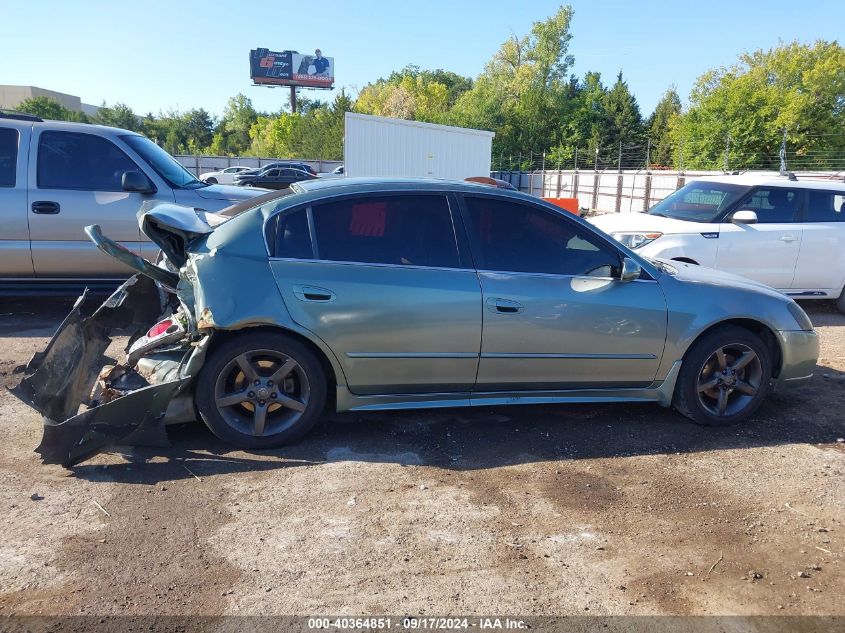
xmin=696 ymin=343 xmax=763 ymax=417
xmin=213 ymin=349 xmax=310 ymax=436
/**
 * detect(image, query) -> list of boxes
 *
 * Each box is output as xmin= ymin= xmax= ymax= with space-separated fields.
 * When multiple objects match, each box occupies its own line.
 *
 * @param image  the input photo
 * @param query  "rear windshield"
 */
xmin=220 ymin=187 xmax=300 ymax=218
xmin=648 ymin=181 xmax=749 ymax=223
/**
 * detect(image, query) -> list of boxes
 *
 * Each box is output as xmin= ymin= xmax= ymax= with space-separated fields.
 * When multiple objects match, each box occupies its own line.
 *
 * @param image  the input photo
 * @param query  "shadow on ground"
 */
xmin=67 ymin=363 xmax=845 ymax=485
xmin=4 ymin=295 xmax=840 ymax=483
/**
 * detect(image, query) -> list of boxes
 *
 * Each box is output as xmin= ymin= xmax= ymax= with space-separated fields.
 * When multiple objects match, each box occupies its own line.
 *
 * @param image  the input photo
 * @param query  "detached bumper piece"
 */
xmin=14 ymin=275 xmax=187 ymax=467
xmin=36 ymin=380 xmax=187 ymax=466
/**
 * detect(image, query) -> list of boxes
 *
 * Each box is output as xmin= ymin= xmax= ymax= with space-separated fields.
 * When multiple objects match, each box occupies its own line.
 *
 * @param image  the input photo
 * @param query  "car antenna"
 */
xmin=787 ymin=172 xmax=797 ymax=181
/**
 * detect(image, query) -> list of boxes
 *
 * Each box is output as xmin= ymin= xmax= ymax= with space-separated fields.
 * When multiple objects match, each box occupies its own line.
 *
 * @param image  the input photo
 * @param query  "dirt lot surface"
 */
xmin=0 ymin=296 xmax=843 ymax=619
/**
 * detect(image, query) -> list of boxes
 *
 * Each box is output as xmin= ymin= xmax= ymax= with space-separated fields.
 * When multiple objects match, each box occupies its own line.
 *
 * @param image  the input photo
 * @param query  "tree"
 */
xmin=15 ymin=96 xmax=89 ymax=122
xmin=647 ymin=87 xmax=682 ymax=167
xmin=670 ymin=40 xmax=845 ymax=170
xmin=601 ymin=71 xmax=645 ymax=166
xmin=249 ymin=89 xmax=354 ymax=160
xmin=181 ymin=108 xmax=214 ymax=152
xmin=562 ymin=71 xmax=608 ymax=167
xmin=219 ymin=94 xmax=259 ymax=155
xmin=450 ymin=5 xmax=577 ymax=163
xmin=355 ymin=67 xmax=455 ymax=123
xmin=95 ymin=102 xmax=140 ymax=131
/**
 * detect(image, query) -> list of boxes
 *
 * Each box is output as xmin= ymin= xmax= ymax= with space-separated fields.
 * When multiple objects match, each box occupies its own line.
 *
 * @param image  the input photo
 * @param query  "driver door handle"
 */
xmin=780 ymin=235 xmax=798 ymax=242
xmin=31 ymin=201 xmax=60 ymax=214
xmin=487 ymin=298 xmax=524 ymax=314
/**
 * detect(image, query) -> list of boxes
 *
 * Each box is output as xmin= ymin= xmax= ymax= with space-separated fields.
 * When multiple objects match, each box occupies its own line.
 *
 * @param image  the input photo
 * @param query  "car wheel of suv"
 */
xmin=673 ymin=325 xmax=772 ymax=426
xmin=836 ymin=288 xmax=845 ymax=315
xmin=205 ymin=177 xmax=218 ymax=184
xmin=195 ymin=331 xmax=327 ymax=448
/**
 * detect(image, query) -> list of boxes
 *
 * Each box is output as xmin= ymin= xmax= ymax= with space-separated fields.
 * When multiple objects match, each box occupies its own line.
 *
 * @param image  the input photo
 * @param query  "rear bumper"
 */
xmin=773 ymin=330 xmax=819 ymax=390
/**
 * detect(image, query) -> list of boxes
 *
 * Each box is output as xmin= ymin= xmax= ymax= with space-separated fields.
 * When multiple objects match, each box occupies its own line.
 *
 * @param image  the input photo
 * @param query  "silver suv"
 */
xmin=0 ymin=112 xmax=264 ymax=287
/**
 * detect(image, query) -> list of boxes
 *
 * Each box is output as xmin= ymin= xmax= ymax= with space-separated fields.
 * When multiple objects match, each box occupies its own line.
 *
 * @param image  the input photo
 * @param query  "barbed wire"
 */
xmin=491 ymin=136 xmax=845 ymax=172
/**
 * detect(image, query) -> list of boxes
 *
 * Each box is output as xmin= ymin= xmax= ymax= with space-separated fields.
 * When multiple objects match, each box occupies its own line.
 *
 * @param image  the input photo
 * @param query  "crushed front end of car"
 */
xmin=13 ymin=207 xmax=221 ymax=467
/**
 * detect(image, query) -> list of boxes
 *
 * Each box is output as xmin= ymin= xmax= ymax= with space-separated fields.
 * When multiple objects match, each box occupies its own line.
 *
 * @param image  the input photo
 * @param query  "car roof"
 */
xmin=0 ymin=117 xmax=142 ymax=137
xmin=692 ymin=172 xmax=845 ymax=191
xmin=294 ymin=176 xmax=514 ymax=195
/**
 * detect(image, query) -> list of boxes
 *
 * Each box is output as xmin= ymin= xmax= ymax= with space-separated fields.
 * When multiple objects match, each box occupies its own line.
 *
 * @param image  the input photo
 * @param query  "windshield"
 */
xmin=120 ymin=135 xmax=203 ymax=189
xmin=648 ymin=181 xmax=749 ymax=223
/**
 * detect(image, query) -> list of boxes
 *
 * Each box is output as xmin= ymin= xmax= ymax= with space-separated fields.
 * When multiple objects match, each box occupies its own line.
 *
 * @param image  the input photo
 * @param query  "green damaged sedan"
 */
xmin=14 ymin=178 xmax=819 ymax=466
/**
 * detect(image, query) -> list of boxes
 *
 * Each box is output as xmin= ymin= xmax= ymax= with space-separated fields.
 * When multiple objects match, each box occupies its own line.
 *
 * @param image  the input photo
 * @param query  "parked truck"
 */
xmin=343 ymin=113 xmax=494 ymax=180
xmin=0 ymin=112 xmax=264 ymax=289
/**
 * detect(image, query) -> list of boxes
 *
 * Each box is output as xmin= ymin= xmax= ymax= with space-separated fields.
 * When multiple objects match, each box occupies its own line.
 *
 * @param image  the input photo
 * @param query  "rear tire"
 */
xmin=673 ymin=325 xmax=772 ymax=426
xmin=195 ymin=331 xmax=327 ymax=448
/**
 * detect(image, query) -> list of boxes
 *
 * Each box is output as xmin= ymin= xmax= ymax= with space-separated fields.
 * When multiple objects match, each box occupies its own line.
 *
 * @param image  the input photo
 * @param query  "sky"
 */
xmin=0 ymin=0 xmax=841 ymax=119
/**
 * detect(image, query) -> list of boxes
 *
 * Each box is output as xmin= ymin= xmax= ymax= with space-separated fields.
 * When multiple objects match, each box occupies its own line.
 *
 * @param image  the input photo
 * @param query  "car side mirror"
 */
xmin=620 ymin=257 xmax=642 ymax=282
xmin=732 ymin=209 xmax=758 ymax=225
xmin=122 ymin=170 xmax=156 ymax=194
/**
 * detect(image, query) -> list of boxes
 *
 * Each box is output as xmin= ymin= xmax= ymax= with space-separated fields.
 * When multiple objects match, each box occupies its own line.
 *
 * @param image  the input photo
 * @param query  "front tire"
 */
xmin=836 ymin=288 xmax=845 ymax=314
xmin=673 ymin=325 xmax=772 ymax=426
xmin=195 ymin=331 xmax=327 ymax=448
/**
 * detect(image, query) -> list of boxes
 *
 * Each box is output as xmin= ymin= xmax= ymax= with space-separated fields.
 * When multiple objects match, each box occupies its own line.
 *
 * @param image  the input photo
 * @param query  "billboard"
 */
xmin=249 ymin=48 xmax=334 ymax=89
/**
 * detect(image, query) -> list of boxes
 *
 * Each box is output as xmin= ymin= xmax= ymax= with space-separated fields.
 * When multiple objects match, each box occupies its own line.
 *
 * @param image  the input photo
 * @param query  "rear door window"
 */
xmin=274 ymin=209 xmax=313 ymax=259
xmin=804 ymin=190 xmax=845 ymax=222
xmin=37 ymin=131 xmax=138 ymax=191
xmin=0 ymin=127 xmax=18 ymax=187
xmin=311 ymin=195 xmax=461 ymax=268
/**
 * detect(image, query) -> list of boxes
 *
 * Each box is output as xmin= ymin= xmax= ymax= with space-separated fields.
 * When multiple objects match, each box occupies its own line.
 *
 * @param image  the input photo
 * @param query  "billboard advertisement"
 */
xmin=249 ymin=48 xmax=334 ymax=89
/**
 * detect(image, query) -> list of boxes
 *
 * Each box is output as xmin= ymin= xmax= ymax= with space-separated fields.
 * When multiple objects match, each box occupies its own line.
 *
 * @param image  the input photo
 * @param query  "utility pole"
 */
xmin=779 ymin=128 xmax=788 ymax=175
xmin=645 ymin=138 xmax=651 ymax=170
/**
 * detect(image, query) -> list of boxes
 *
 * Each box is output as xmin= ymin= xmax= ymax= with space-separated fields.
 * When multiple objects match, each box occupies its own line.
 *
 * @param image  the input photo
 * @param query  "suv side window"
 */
xmin=464 ymin=196 xmax=621 ymax=277
xmin=0 ymin=127 xmax=18 ymax=187
xmin=804 ymin=190 xmax=845 ymax=222
xmin=736 ymin=188 xmax=799 ymax=223
xmin=37 ymin=131 xmax=139 ymax=191
xmin=312 ymin=195 xmax=460 ymax=268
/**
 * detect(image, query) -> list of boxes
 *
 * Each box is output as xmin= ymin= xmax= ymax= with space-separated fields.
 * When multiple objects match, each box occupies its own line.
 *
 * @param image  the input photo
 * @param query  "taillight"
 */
xmin=147 ymin=318 xmax=175 ymax=338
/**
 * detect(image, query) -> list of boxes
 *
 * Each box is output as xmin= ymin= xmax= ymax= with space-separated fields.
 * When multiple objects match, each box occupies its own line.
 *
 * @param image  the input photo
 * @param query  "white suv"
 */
xmin=590 ymin=174 xmax=845 ymax=312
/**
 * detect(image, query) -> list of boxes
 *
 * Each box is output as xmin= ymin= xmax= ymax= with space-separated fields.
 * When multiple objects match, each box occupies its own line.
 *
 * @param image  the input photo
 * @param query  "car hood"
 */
xmin=658 ymin=258 xmax=786 ymax=300
xmin=590 ymin=212 xmax=708 ymax=234
xmin=195 ymin=183 xmax=264 ymax=202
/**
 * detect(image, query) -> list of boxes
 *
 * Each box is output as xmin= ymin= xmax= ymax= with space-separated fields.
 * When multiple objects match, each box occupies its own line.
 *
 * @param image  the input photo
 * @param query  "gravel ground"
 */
xmin=0 ymin=297 xmax=843 ymax=617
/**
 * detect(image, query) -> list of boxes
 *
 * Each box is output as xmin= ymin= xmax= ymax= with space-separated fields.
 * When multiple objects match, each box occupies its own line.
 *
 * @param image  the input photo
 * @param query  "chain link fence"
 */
xmin=492 ymin=132 xmax=845 ymax=213
xmin=491 ymin=132 xmax=845 ymax=174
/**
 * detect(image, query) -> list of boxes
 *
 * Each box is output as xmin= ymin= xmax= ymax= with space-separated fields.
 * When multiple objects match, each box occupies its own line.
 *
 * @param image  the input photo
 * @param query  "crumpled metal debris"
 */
xmin=13 ymin=274 xmax=191 ymax=467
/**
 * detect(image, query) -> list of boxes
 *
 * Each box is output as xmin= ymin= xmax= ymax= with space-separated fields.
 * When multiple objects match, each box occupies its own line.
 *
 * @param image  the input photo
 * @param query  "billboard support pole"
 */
xmin=290 ymin=86 xmax=297 ymax=114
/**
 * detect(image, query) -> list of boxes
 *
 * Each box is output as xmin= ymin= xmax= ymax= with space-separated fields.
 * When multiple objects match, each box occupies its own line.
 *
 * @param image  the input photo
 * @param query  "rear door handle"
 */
xmin=487 ymin=297 xmax=524 ymax=314
xmin=31 ymin=201 xmax=60 ymax=214
xmin=293 ymin=284 xmax=336 ymax=302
